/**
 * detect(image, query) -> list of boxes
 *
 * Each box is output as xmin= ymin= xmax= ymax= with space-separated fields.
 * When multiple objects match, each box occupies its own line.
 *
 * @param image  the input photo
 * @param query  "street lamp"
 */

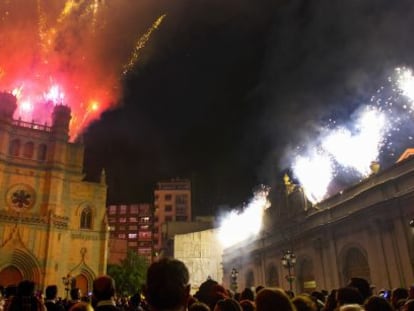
xmin=62 ymin=274 xmax=72 ymax=300
xmin=230 ymin=268 xmax=239 ymax=293
xmin=281 ymin=250 xmax=296 ymax=292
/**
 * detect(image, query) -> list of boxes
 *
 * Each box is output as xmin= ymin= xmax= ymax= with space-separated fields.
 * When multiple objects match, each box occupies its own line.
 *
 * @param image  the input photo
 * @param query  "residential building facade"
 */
xmin=107 ymin=203 xmax=153 ymax=262
xmin=153 ymin=178 xmax=192 ymax=255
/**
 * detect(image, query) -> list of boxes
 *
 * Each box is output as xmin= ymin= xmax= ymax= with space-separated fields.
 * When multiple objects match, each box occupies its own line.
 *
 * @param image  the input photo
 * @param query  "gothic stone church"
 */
xmin=0 ymin=92 xmax=108 ymax=295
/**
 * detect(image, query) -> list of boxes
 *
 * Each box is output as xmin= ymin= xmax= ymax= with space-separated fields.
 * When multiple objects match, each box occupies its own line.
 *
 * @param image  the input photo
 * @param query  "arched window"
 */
xmin=23 ymin=142 xmax=34 ymax=158
xmin=80 ymin=207 xmax=92 ymax=229
xmin=37 ymin=144 xmax=47 ymax=161
xmin=9 ymin=139 xmax=21 ymax=156
xmin=343 ymin=247 xmax=371 ymax=284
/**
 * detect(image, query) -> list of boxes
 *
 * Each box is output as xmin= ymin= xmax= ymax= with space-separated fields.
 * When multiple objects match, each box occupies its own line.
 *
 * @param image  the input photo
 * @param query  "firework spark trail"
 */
xmin=291 ymin=67 xmax=414 ymax=204
xmin=123 ymin=14 xmax=167 ymax=75
xmin=37 ymin=0 xmax=50 ymax=60
xmin=217 ymin=186 xmax=270 ymax=248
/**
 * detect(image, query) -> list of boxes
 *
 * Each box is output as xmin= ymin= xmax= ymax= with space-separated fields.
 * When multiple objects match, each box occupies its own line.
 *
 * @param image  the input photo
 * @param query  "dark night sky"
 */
xmin=82 ymin=0 xmax=414 ymax=215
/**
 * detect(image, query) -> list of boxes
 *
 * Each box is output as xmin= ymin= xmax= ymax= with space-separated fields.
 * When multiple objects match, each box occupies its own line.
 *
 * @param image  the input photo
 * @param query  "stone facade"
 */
xmin=222 ymin=155 xmax=414 ymax=293
xmin=0 ymin=92 xmax=108 ymax=295
xmin=174 ymin=228 xmax=223 ymax=294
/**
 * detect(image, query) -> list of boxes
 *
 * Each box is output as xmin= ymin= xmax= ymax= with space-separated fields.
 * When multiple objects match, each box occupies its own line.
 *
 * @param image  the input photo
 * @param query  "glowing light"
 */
xmin=123 ymin=14 xmax=167 ymax=75
xmin=90 ymin=100 xmax=99 ymax=111
xmin=12 ymin=87 xmax=23 ymax=99
xmin=395 ymin=67 xmax=414 ymax=102
xmin=217 ymin=186 xmax=270 ymax=248
xmin=44 ymin=85 xmax=65 ymax=104
xmin=58 ymin=0 xmax=82 ymax=24
xmin=292 ymin=150 xmax=334 ymax=204
xmin=19 ymin=100 xmax=33 ymax=113
xmin=322 ymin=107 xmax=387 ymax=176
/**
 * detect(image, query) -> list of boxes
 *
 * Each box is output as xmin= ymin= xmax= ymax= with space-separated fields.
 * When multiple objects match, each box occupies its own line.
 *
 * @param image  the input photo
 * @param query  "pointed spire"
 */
xmin=100 ymin=168 xmax=106 ymax=185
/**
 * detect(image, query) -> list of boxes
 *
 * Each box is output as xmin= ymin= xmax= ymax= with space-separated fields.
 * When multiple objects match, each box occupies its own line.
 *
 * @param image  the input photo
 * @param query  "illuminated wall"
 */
xmin=0 ymin=93 xmax=108 ymax=294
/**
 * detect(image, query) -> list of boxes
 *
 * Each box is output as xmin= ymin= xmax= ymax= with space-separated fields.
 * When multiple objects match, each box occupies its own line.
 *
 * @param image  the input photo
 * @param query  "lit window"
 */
xmin=80 ymin=207 xmax=92 ymax=229
xmin=129 ymin=217 xmax=137 ymax=223
xmin=120 ymin=205 xmax=127 ymax=214
xmin=139 ymin=232 xmax=151 ymax=239
xmin=108 ymin=205 xmax=117 ymax=215
xmin=128 ymin=233 xmax=137 ymax=239
xmin=119 ymin=217 xmax=127 ymax=223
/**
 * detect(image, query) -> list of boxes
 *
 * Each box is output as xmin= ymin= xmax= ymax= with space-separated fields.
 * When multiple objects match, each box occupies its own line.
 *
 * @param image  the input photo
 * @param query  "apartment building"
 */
xmin=107 ymin=203 xmax=153 ymax=262
xmin=153 ymin=178 xmax=192 ymax=255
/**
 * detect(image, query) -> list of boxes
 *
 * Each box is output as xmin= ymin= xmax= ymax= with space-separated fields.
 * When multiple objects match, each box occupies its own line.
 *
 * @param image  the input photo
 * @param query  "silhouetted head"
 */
xmin=255 ymin=288 xmax=295 ymax=311
xmin=93 ymin=275 xmax=116 ymax=301
xmin=144 ymin=257 xmax=190 ymax=311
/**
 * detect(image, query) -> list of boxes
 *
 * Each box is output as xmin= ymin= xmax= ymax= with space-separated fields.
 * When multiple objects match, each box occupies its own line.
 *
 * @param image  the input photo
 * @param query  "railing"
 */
xmin=12 ymin=119 xmax=51 ymax=132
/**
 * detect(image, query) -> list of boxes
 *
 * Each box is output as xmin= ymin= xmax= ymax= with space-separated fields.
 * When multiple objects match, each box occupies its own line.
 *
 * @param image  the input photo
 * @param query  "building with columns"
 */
xmin=0 ymin=92 xmax=109 ymax=295
xmin=222 ymin=155 xmax=414 ymax=293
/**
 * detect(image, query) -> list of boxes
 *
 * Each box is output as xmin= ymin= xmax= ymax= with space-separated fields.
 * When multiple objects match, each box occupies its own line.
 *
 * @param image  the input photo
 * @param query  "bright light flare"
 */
xmin=44 ymin=85 xmax=65 ymax=104
xmin=217 ymin=186 xmax=270 ymax=248
xmin=322 ymin=107 xmax=387 ymax=176
xmin=395 ymin=67 xmax=414 ymax=102
xmin=292 ymin=150 xmax=334 ymax=204
xmin=20 ymin=100 xmax=33 ymax=113
xmin=90 ymin=100 xmax=99 ymax=111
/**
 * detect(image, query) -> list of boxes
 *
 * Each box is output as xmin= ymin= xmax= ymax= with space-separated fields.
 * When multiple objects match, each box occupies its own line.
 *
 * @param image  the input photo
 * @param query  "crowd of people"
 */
xmin=0 ymin=257 xmax=413 ymax=311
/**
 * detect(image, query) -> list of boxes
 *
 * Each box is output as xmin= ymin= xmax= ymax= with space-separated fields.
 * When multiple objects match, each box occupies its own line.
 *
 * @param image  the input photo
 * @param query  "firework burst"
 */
xmin=290 ymin=66 xmax=414 ymax=204
xmin=0 ymin=1 xmax=166 ymax=140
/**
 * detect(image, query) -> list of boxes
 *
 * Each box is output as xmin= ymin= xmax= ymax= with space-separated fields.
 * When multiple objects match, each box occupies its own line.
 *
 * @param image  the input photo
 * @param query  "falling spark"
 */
xmin=123 ymin=14 xmax=167 ymax=75
xmin=217 ymin=185 xmax=270 ymax=248
xmin=58 ymin=0 xmax=83 ymax=24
